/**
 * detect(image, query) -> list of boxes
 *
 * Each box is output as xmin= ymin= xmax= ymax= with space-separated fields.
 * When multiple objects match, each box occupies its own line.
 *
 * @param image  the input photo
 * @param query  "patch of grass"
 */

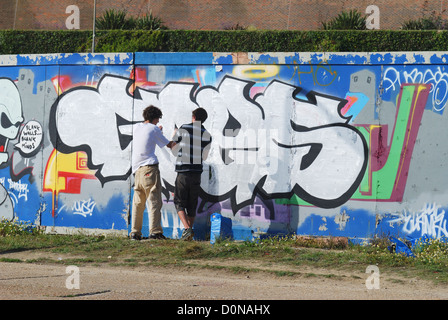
xmin=1 ymin=225 xmax=448 ymax=284
xmin=0 ymin=258 xmax=23 ymax=263
xmin=304 ymin=273 xmax=318 ymax=278
xmin=273 ymin=270 xmax=296 ymax=277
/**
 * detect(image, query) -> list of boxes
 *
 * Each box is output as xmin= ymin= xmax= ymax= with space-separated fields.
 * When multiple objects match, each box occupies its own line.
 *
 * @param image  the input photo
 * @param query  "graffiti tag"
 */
xmin=388 ymin=203 xmax=448 ymax=238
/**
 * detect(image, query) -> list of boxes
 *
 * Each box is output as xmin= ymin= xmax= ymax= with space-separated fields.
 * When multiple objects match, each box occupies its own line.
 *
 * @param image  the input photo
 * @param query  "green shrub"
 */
xmin=0 ymin=30 xmax=91 ymax=54
xmin=95 ymin=9 xmax=168 ymax=31
xmin=133 ymin=12 xmax=168 ymax=30
xmin=94 ymin=30 xmax=165 ymax=52
xmin=224 ymin=23 xmax=248 ymax=30
xmin=321 ymin=9 xmax=367 ymax=30
xmin=95 ymin=9 xmax=131 ymax=30
xmin=401 ymin=12 xmax=448 ymax=30
xmin=1 ymin=30 xmax=448 ymax=54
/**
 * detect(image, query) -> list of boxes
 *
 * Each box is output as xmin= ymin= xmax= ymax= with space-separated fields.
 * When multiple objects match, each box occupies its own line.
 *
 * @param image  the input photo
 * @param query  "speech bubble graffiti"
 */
xmin=15 ymin=120 xmax=43 ymax=157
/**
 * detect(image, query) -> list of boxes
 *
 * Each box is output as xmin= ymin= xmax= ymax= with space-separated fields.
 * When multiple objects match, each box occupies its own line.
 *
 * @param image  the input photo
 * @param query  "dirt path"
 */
xmin=1 ymin=253 xmax=447 ymax=301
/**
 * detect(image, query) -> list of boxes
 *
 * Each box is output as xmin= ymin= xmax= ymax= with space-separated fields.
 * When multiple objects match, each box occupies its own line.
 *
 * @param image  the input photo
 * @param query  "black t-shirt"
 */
xmin=172 ymin=122 xmax=212 ymax=173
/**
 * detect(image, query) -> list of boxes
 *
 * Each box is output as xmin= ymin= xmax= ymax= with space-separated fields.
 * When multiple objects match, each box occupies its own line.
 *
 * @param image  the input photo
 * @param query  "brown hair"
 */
xmin=143 ymin=105 xmax=163 ymax=122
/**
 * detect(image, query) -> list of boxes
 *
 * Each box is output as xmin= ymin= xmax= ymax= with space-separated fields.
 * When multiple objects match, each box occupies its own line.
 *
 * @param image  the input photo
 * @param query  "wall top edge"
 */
xmin=0 ymin=52 xmax=134 ymax=66
xmin=135 ymin=51 xmax=448 ymax=65
xmin=0 ymin=51 xmax=447 ymax=66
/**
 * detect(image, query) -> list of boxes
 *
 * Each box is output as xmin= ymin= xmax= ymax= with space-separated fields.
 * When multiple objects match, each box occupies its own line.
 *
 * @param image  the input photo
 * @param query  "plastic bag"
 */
xmin=388 ymin=237 xmax=415 ymax=257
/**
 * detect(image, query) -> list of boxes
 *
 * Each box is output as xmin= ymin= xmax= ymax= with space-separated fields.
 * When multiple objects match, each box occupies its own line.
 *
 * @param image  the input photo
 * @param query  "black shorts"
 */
xmin=174 ymin=172 xmax=201 ymax=217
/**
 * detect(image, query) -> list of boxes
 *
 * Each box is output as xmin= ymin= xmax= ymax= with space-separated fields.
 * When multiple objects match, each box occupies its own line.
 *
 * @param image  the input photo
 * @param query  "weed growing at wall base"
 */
xmin=412 ymin=237 xmax=448 ymax=266
xmin=0 ymin=218 xmax=41 ymax=237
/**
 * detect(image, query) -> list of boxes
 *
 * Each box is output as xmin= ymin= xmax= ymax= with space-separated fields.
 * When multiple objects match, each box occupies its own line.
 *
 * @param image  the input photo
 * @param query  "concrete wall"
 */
xmin=1 ymin=51 xmax=448 ymax=241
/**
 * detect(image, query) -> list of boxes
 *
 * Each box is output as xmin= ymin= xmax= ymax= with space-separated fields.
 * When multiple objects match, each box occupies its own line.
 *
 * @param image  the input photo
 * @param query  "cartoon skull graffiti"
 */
xmin=0 ymin=78 xmax=24 ymax=165
xmin=0 ymin=78 xmax=23 ymax=221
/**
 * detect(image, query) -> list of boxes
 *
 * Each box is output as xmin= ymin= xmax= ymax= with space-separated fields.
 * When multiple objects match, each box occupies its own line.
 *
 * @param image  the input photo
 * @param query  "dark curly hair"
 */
xmin=143 ymin=105 xmax=163 ymax=122
xmin=192 ymin=107 xmax=208 ymax=122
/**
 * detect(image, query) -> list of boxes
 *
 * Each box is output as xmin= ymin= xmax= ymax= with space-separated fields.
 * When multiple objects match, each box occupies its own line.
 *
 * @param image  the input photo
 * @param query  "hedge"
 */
xmin=0 ymin=29 xmax=448 ymax=54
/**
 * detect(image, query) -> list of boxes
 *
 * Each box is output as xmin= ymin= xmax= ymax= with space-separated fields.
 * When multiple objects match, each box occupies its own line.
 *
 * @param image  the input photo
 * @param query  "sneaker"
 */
xmin=129 ymin=233 xmax=142 ymax=241
xmin=181 ymin=228 xmax=194 ymax=241
xmin=149 ymin=233 xmax=167 ymax=240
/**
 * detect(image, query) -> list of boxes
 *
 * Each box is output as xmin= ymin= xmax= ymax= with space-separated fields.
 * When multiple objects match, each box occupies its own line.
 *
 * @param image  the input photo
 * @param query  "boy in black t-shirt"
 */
xmin=172 ymin=108 xmax=212 ymax=241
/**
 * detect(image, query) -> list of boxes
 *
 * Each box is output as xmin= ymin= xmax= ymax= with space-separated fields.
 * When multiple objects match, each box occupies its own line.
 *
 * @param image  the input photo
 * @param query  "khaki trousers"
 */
xmin=131 ymin=165 xmax=163 ymax=236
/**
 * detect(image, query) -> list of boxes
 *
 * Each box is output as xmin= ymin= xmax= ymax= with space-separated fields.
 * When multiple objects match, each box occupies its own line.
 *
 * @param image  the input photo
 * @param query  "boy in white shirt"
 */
xmin=130 ymin=105 xmax=176 ymax=240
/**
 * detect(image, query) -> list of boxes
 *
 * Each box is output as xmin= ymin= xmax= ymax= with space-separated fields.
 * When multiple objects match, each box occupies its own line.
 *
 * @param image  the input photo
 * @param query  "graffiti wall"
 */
xmin=1 ymin=51 xmax=448 ymax=241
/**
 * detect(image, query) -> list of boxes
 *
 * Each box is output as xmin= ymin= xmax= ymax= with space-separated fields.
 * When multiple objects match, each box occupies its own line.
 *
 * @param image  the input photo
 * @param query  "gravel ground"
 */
xmin=1 ymin=256 xmax=447 ymax=301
